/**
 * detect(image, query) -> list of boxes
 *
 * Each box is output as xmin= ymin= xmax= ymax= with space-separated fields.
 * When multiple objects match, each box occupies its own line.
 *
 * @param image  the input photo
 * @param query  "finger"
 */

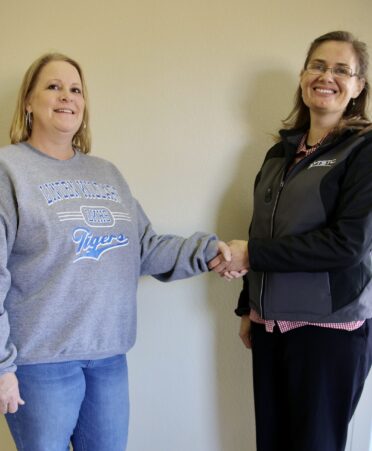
xmin=244 ymin=337 xmax=252 ymax=349
xmin=211 ymin=262 xmax=230 ymax=274
xmin=229 ymin=270 xmax=247 ymax=278
xmin=217 ymin=241 xmax=231 ymax=262
xmin=7 ymin=400 xmax=18 ymax=414
xmin=208 ymin=256 xmax=223 ymax=270
xmin=240 ymin=335 xmax=252 ymax=349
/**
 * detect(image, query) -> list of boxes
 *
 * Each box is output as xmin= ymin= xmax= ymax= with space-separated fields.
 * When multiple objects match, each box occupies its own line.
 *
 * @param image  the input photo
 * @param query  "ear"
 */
xmin=25 ymin=94 xmax=33 ymax=114
xmin=299 ymin=70 xmax=306 ymax=89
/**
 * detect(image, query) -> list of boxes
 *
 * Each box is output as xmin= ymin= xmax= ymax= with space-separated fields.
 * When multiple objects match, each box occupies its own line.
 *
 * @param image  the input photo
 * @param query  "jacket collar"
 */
xmin=279 ymin=127 xmax=357 ymax=152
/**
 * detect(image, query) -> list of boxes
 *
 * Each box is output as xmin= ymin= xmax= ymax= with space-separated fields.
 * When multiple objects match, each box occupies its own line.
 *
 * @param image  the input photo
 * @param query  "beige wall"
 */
xmin=0 ymin=1 xmax=371 ymax=450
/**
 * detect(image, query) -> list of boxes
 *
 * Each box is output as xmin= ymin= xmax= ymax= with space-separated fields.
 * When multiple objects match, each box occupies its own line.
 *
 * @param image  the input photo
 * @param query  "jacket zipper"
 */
xmin=259 ymin=175 xmax=285 ymax=318
xmin=270 ymin=178 xmax=285 ymax=236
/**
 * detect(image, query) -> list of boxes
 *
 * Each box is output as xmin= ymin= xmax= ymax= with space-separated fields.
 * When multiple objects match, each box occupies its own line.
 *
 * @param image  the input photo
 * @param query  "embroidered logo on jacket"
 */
xmin=308 ymin=159 xmax=336 ymax=169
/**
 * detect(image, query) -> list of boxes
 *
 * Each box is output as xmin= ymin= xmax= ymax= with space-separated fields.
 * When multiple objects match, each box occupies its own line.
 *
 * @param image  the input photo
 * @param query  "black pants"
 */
xmin=251 ymin=320 xmax=372 ymax=451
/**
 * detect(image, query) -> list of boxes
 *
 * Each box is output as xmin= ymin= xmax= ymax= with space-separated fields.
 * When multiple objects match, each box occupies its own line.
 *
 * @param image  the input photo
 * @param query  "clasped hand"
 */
xmin=211 ymin=240 xmax=249 ymax=280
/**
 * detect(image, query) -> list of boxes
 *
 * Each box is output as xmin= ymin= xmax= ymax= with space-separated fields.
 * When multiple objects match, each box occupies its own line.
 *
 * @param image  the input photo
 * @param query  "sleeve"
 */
xmin=234 ymin=276 xmax=251 ymax=316
xmin=135 ymin=200 xmax=219 ymax=281
xmin=0 ymin=168 xmax=18 ymax=375
xmin=249 ymin=141 xmax=372 ymax=272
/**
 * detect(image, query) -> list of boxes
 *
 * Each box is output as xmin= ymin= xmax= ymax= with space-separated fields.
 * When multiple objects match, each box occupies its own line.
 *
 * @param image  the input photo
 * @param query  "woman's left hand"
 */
xmin=239 ymin=315 xmax=252 ymax=349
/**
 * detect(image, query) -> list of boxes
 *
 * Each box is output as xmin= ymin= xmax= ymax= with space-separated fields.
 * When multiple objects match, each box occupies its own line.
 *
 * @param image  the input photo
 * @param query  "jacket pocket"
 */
xmin=264 ymin=271 xmax=332 ymax=318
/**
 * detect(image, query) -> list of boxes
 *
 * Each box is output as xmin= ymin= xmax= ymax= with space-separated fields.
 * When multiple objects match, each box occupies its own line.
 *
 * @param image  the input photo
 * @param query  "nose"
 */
xmin=323 ymin=67 xmax=336 ymax=76
xmin=318 ymin=68 xmax=335 ymax=81
xmin=59 ymin=88 xmax=72 ymax=102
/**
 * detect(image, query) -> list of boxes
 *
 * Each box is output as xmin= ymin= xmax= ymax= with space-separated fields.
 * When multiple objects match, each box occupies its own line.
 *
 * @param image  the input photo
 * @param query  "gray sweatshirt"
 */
xmin=0 ymin=143 xmax=218 ymax=374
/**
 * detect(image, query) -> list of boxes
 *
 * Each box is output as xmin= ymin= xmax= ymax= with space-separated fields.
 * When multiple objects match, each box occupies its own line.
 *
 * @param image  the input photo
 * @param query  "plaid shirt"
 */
xmin=249 ymin=309 xmax=364 ymax=332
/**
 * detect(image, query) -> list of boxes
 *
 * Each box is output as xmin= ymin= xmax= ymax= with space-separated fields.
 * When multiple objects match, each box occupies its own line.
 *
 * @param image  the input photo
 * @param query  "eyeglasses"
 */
xmin=306 ymin=62 xmax=359 ymax=79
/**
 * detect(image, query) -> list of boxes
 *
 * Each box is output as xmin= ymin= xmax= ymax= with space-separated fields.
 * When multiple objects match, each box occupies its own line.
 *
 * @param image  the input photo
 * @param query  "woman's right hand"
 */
xmin=208 ymin=240 xmax=249 ymax=279
xmin=0 ymin=372 xmax=25 ymax=414
xmin=239 ymin=315 xmax=252 ymax=349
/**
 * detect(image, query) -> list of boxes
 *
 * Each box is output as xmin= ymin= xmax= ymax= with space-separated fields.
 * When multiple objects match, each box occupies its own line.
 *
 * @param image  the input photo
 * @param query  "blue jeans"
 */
xmin=5 ymin=355 xmax=129 ymax=451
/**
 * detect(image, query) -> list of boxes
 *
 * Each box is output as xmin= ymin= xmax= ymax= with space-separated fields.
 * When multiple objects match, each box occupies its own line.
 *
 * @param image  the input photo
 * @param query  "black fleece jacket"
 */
xmin=236 ymin=128 xmax=372 ymax=323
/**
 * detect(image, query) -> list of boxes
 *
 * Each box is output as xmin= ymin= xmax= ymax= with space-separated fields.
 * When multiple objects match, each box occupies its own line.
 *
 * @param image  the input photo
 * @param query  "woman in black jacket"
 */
xmin=209 ymin=30 xmax=372 ymax=451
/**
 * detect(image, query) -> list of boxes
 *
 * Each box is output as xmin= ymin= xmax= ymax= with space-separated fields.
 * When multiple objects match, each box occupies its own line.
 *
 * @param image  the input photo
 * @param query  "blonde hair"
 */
xmin=10 ymin=53 xmax=91 ymax=153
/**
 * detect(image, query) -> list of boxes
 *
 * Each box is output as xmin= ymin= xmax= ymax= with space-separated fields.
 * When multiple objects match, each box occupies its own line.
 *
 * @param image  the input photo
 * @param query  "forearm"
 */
xmin=141 ymin=230 xmax=219 ymax=281
xmin=249 ymin=223 xmax=371 ymax=272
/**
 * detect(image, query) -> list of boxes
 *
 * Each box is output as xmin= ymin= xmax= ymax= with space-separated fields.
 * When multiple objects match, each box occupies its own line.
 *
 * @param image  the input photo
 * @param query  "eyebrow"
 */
xmin=45 ymin=78 xmax=82 ymax=86
xmin=310 ymin=58 xmax=351 ymax=68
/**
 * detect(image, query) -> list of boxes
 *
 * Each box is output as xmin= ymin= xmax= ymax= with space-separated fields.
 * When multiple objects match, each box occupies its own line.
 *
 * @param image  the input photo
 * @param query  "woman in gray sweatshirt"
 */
xmin=0 ymin=53 xmax=229 ymax=451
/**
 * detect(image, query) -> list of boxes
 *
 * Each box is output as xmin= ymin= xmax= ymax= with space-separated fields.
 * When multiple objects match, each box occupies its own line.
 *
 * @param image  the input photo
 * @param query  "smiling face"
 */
xmin=300 ymin=40 xmax=365 ymax=126
xmin=26 ymin=60 xmax=85 ymax=142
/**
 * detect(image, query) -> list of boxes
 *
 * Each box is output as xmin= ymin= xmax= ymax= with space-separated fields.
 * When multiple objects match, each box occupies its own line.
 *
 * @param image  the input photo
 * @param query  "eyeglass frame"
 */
xmin=305 ymin=62 xmax=360 ymax=79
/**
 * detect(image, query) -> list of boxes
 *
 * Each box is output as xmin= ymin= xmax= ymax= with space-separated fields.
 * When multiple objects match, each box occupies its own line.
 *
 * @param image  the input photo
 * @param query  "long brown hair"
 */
xmin=282 ymin=31 xmax=370 ymax=133
xmin=10 ymin=53 xmax=92 ymax=153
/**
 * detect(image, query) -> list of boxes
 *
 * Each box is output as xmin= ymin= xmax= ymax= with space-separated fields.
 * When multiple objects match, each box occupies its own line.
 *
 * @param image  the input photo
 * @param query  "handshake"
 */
xmin=208 ymin=240 xmax=249 ymax=280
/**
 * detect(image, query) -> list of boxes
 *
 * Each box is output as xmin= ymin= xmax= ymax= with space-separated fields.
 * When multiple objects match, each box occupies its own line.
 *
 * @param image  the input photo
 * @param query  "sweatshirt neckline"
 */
xmin=21 ymin=142 xmax=80 ymax=162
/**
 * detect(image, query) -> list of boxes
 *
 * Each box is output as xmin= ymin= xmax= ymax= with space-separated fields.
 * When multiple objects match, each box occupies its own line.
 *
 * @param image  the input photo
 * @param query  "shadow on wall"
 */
xmin=207 ymin=69 xmax=297 ymax=451
xmin=0 ymin=76 xmax=19 ymax=147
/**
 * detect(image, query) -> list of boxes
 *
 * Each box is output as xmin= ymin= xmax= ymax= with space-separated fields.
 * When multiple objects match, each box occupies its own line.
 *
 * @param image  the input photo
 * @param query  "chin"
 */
xmin=55 ymin=124 xmax=80 ymax=134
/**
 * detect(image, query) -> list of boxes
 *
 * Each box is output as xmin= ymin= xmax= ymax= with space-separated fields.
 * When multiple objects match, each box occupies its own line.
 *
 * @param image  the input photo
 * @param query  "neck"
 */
xmin=307 ymin=127 xmax=333 ymax=146
xmin=307 ymin=112 xmax=340 ymax=145
xmin=27 ymin=133 xmax=75 ymax=160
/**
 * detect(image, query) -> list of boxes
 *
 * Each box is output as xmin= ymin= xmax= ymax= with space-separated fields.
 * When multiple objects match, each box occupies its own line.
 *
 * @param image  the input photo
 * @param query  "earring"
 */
xmin=25 ymin=111 xmax=33 ymax=132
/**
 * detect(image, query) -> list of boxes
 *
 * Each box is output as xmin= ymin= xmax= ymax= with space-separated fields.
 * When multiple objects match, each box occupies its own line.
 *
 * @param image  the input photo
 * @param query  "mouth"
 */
xmin=54 ymin=108 xmax=75 ymax=114
xmin=313 ymin=87 xmax=337 ymax=95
